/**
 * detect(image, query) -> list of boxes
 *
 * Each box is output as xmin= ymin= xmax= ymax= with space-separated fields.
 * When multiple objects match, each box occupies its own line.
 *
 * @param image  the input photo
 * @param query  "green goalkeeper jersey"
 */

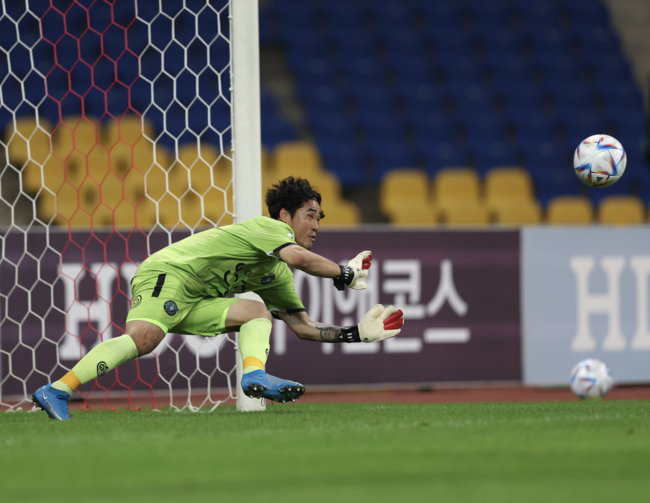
xmin=139 ymin=216 xmax=305 ymax=314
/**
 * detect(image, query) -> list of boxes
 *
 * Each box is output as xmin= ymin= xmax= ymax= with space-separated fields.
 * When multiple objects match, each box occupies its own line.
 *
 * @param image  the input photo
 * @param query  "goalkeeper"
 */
xmin=32 ymin=177 xmax=404 ymax=420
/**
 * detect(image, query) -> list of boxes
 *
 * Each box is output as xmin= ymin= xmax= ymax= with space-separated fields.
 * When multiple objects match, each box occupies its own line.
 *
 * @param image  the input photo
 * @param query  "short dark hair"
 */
xmin=265 ymin=177 xmax=324 ymax=220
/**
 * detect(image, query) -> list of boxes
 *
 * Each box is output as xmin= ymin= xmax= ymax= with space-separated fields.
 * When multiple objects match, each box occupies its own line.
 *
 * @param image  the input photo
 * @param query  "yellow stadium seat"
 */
xmin=5 ymin=116 xmax=52 ymax=167
xmin=310 ymin=170 xmax=343 ymax=203
xmin=433 ymin=168 xmax=480 ymax=206
xmin=54 ymin=116 xmax=100 ymax=157
xmin=547 ymin=196 xmax=593 ymax=225
xmin=440 ymin=201 xmax=489 ymax=226
xmin=320 ymin=199 xmax=361 ymax=226
xmin=599 ymin=196 xmax=645 ymax=225
xmin=274 ymin=141 xmax=322 ymax=179
xmin=388 ymin=202 xmax=437 ymax=225
xmin=102 ymin=115 xmax=155 ymax=148
xmin=493 ymin=200 xmax=542 ymax=225
xmin=380 ymin=169 xmax=430 ymax=216
xmin=5 ymin=118 xmax=53 ymax=194
xmin=484 ymin=167 xmax=534 ymax=211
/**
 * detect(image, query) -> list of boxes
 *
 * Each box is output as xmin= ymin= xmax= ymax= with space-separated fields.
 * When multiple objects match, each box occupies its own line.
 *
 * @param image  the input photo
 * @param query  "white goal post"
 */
xmin=231 ymin=0 xmax=265 ymax=412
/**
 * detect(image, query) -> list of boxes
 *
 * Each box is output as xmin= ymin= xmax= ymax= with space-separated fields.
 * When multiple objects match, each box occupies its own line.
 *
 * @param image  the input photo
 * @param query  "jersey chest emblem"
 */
xmin=261 ymin=272 xmax=276 ymax=284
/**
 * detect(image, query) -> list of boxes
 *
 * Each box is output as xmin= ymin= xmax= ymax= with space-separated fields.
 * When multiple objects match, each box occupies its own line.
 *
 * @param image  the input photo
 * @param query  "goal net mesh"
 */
xmin=0 ymin=0 xmax=240 ymax=412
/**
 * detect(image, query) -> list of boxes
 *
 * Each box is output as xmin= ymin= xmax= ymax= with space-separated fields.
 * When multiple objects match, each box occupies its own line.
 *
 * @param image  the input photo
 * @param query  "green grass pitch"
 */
xmin=1 ymin=401 xmax=649 ymax=503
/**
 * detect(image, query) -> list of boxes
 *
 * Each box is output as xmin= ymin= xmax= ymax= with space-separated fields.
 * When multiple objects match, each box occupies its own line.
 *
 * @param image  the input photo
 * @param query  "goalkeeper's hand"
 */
xmin=358 ymin=304 xmax=404 ymax=343
xmin=333 ymin=251 xmax=372 ymax=291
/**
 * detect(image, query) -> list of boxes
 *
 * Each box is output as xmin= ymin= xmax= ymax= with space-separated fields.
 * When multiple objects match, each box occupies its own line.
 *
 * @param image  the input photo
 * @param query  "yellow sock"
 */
xmin=51 ymin=371 xmax=81 ymax=394
xmin=239 ymin=318 xmax=272 ymax=374
xmin=51 ymin=335 xmax=138 ymax=391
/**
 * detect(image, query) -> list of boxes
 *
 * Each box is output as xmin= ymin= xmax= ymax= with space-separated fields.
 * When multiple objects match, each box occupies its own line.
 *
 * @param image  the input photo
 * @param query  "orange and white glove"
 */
xmin=333 ymin=251 xmax=372 ymax=291
xmin=358 ymin=305 xmax=404 ymax=343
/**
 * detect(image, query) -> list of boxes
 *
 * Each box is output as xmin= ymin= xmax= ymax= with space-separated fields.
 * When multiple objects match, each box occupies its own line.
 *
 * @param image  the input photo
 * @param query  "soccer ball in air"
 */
xmin=573 ymin=134 xmax=626 ymax=187
xmin=570 ymin=359 xmax=613 ymax=399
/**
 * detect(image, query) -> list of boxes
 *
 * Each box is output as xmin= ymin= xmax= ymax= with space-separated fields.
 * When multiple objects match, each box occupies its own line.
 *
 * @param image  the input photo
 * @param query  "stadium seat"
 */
xmin=274 ymin=141 xmax=322 ymax=180
xmin=421 ymin=142 xmax=469 ymax=176
xmin=169 ymin=143 xmax=223 ymax=197
xmin=440 ymin=201 xmax=490 ymax=226
xmin=102 ymin=115 xmax=156 ymax=148
xmin=598 ymin=196 xmax=645 ymax=225
xmin=546 ymin=196 xmax=594 ymax=225
xmin=379 ymin=168 xmax=431 ymax=218
xmin=53 ymin=116 xmax=100 ymax=158
xmin=388 ymin=203 xmax=438 ymax=226
xmin=4 ymin=117 xmax=52 ymax=171
xmin=432 ymin=168 xmax=481 ymax=217
xmin=317 ymin=140 xmax=367 ymax=186
xmin=484 ymin=167 xmax=535 ymax=212
xmin=310 ymin=170 xmax=343 ymax=203
xmin=368 ymin=141 xmax=417 ymax=181
xmin=319 ymin=199 xmax=361 ymax=227
xmin=492 ymin=199 xmax=543 ymax=225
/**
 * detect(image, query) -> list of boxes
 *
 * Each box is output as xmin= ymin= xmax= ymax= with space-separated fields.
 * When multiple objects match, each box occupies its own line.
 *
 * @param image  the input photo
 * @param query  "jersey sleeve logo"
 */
xmin=287 ymin=232 xmax=294 ymax=241
xmin=130 ymin=295 xmax=142 ymax=309
xmin=164 ymin=300 xmax=179 ymax=316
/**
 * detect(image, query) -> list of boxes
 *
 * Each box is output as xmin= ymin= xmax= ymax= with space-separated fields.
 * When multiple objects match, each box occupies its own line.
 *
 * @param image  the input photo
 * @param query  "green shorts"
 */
xmin=126 ymin=268 xmax=239 ymax=337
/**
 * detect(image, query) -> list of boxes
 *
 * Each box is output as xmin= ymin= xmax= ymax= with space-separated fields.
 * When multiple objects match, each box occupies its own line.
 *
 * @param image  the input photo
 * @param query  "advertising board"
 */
xmin=522 ymin=227 xmax=650 ymax=385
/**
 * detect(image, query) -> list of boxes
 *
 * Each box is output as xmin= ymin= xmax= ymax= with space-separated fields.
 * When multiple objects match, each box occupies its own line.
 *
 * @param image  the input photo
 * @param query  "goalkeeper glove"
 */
xmin=337 ymin=305 xmax=404 ymax=343
xmin=333 ymin=251 xmax=372 ymax=291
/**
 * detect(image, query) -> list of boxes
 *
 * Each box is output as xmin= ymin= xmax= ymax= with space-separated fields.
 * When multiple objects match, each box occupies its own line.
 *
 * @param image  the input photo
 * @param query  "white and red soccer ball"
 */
xmin=573 ymin=134 xmax=627 ymax=187
xmin=570 ymin=359 xmax=613 ymax=399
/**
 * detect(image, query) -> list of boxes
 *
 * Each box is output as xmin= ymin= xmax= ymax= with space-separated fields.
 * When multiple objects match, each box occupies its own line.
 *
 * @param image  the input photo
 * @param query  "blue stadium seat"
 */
xmin=368 ymin=0 xmax=414 ymax=29
xmin=348 ymin=84 xmax=394 ymax=110
xmin=485 ymin=54 xmax=534 ymax=85
xmin=398 ymin=82 xmax=444 ymax=108
xmin=531 ymin=167 xmax=582 ymax=206
xmin=510 ymin=113 xmax=556 ymax=145
xmin=392 ymin=56 xmax=433 ymax=84
xmin=464 ymin=117 xmax=509 ymax=144
xmin=408 ymin=112 xmax=456 ymax=143
xmin=262 ymin=117 xmax=298 ymax=149
xmin=562 ymin=0 xmax=610 ymax=27
xmin=476 ymin=25 xmax=521 ymax=51
xmin=338 ymin=55 xmax=385 ymax=80
xmin=367 ymin=140 xmax=417 ymax=180
xmin=319 ymin=2 xmax=364 ymax=24
xmin=598 ymin=81 xmax=644 ymax=111
xmin=572 ymin=24 xmax=620 ymax=53
xmin=300 ymin=84 xmax=347 ymax=116
xmin=358 ymin=111 xmax=407 ymax=144
xmin=417 ymin=2 xmax=462 ymax=28
xmin=309 ymin=113 xmax=356 ymax=143
xmin=291 ymin=57 xmax=337 ymax=87
xmin=419 ymin=141 xmax=469 ymax=176
xmin=318 ymin=140 xmax=368 ymax=186
xmin=470 ymin=140 xmax=519 ymax=174
xmin=283 ymin=25 xmax=326 ymax=58
xmin=328 ymin=27 xmax=375 ymax=54
xmin=274 ymin=2 xmax=317 ymax=24
xmin=559 ymin=112 xmax=609 ymax=149
xmin=260 ymin=92 xmax=277 ymax=117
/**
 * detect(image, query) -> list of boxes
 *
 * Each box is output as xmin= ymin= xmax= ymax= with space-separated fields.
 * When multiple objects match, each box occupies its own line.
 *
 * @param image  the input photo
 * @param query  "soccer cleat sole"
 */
xmin=244 ymin=383 xmax=306 ymax=403
xmin=32 ymin=393 xmax=60 ymax=420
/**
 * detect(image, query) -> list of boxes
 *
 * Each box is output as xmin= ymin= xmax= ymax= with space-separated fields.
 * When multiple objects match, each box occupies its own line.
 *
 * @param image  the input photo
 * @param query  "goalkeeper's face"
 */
xmin=286 ymin=199 xmax=321 ymax=250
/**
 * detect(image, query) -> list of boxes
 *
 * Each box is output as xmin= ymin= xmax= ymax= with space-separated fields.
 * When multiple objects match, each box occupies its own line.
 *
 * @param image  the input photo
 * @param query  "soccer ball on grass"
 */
xmin=573 ymin=134 xmax=626 ymax=187
xmin=570 ymin=359 xmax=613 ymax=399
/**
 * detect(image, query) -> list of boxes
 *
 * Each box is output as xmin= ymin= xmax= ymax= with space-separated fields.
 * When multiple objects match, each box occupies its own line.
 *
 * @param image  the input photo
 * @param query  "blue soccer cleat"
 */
xmin=32 ymin=384 xmax=72 ymax=420
xmin=241 ymin=369 xmax=305 ymax=403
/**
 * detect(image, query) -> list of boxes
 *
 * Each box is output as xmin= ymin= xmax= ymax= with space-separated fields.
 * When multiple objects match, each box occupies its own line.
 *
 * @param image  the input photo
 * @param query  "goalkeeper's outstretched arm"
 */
xmin=276 ymin=306 xmax=404 ymax=343
xmin=279 ymin=247 xmax=373 ymax=291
